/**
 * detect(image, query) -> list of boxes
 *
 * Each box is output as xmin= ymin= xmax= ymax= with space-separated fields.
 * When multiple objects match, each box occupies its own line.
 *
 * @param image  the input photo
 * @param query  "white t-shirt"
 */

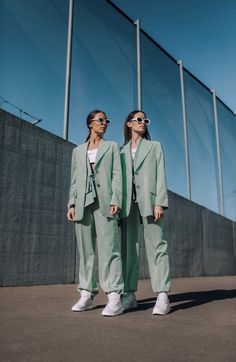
xmin=87 ymin=149 xmax=98 ymax=163
xmin=131 ymin=147 xmax=137 ymax=160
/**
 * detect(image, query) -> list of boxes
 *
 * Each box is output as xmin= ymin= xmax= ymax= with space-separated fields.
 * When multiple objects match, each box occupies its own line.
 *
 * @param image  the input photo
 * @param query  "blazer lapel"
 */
xmin=77 ymin=142 xmax=89 ymax=175
xmin=122 ymin=141 xmax=132 ymax=174
xmin=134 ymin=138 xmax=153 ymax=171
xmin=78 ymin=141 xmax=88 ymax=163
xmin=94 ymin=139 xmax=110 ymax=169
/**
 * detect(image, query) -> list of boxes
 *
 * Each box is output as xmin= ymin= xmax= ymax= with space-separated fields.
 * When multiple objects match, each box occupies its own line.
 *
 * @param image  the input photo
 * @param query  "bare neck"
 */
xmin=131 ymin=133 xmax=143 ymax=148
xmin=88 ymin=132 xmax=102 ymax=150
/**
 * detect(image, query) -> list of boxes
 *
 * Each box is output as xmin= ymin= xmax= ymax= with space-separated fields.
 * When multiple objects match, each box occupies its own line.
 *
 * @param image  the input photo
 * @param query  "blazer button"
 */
xmin=136 ymin=185 xmax=140 ymax=189
xmin=135 ymin=171 xmax=139 ymax=175
xmin=97 ymin=184 xmax=100 ymax=187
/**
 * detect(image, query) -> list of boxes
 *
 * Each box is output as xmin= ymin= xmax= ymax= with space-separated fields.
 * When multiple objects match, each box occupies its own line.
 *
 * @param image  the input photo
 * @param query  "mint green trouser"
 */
xmin=75 ymin=200 xmax=124 ymax=295
xmin=121 ymin=201 xmax=171 ymax=293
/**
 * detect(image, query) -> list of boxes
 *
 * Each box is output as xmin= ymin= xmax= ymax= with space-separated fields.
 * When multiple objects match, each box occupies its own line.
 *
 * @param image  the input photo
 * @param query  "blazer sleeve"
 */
xmin=67 ymin=148 xmax=77 ymax=209
xmin=155 ymin=144 xmax=168 ymax=209
xmin=110 ymin=143 xmax=122 ymax=208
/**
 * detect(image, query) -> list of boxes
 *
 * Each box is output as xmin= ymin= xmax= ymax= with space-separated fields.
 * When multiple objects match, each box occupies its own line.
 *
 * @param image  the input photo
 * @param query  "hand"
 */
xmin=67 ymin=207 xmax=75 ymax=221
xmin=154 ymin=205 xmax=164 ymax=221
xmin=110 ymin=205 xmax=120 ymax=215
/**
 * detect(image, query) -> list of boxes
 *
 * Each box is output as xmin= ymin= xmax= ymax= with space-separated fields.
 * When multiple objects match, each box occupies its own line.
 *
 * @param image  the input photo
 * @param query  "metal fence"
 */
xmin=0 ymin=0 xmax=235 ymax=220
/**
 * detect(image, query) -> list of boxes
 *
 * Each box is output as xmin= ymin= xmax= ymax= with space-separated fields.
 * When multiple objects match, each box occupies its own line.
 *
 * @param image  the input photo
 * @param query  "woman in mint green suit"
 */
xmin=67 ymin=110 xmax=124 ymax=317
xmin=120 ymin=110 xmax=171 ymax=315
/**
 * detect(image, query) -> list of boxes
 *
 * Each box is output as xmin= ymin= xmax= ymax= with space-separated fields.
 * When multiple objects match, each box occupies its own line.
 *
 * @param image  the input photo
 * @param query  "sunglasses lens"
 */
xmin=135 ymin=118 xmax=150 ymax=125
xmin=98 ymin=118 xmax=110 ymax=124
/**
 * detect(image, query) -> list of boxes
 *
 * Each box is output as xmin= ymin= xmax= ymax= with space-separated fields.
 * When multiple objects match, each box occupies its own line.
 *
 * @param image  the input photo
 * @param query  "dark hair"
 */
xmin=124 ymin=110 xmax=151 ymax=144
xmin=85 ymin=109 xmax=106 ymax=142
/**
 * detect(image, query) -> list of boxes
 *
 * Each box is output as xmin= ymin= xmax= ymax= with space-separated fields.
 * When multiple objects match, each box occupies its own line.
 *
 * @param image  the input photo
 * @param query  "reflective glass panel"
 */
xmin=217 ymin=101 xmax=236 ymax=220
xmin=141 ymin=32 xmax=187 ymax=197
xmin=0 ymin=0 xmax=68 ymax=136
xmin=69 ymin=0 xmax=136 ymax=144
xmin=184 ymin=71 xmax=219 ymax=212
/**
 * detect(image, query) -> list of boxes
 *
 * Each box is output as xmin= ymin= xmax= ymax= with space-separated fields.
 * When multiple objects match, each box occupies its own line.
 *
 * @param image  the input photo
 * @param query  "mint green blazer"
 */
xmin=68 ymin=139 xmax=122 ymax=221
xmin=120 ymin=138 xmax=168 ymax=218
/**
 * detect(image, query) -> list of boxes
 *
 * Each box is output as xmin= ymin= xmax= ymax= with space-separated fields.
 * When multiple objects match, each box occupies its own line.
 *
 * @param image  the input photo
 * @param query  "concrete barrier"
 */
xmin=0 ymin=110 xmax=235 ymax=286
xmin=0 ymin=110 xmax=75 ymax=285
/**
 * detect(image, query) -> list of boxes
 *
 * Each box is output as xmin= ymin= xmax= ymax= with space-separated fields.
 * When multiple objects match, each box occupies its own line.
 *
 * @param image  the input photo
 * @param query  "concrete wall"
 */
xmin=165 ymin=193 xmax=236 ymax=278
xmin=138 ymin=192 xmax=236 ymax=279
xmin=0 ymin=110 xmax=235 ymax=286
xmin=0 ymin=110 xmax=75 ymax=286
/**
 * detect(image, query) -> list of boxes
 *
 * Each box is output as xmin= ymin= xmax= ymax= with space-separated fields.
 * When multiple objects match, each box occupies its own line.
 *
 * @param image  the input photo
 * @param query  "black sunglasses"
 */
xmin=92 ymin=118 xmax=111 ymax=125
xmin=130 ymin=117 xmax=150 ymax=125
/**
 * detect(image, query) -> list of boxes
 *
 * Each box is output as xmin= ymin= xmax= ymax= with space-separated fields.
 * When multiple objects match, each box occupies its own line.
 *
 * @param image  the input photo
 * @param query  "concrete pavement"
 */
xmin=0 ymin=276 xmax=236 ymax=362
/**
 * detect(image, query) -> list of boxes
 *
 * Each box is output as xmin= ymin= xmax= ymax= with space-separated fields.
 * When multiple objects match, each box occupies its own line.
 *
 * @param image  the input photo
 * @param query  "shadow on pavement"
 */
xmin=135 ymin=289 xmax=236 ymax=313
xmin=72 ymin=289 xmax=236 ymax=314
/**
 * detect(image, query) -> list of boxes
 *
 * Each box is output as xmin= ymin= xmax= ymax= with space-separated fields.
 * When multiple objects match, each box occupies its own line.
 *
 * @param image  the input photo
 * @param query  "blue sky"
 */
xmin=112 ymin=0 xmax=236 ymax=113
xmin=0 ymin=0 xmax=235 ymax=219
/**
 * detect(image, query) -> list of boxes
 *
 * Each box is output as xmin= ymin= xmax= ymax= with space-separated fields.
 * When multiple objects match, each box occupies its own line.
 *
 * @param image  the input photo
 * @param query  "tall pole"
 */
xmin=134 ymin=19 xmax=142 ymax=110
xmin=178 ymin=60 xmax=191 ymax=200
xmin=63 ymin=0 xmax=74 ymax=140
xmin=211 ymin=88 xmax=225 ymax=216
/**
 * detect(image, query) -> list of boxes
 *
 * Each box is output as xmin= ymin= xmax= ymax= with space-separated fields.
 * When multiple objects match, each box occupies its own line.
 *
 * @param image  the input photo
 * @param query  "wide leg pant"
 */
xmin=121 ymin=201 xmax=171 ymax=293
xmin=75 ymin=200 xmax=124 ymax=295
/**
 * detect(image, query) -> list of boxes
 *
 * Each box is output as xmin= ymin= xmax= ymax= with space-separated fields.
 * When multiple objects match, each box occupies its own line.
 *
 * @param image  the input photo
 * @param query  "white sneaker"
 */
xmin=102 ymin=292 xmax=123 ymax=316
xmin=153 ymin=292 xmax=170 ymax=315
xmin=121 ymin=292 xmax=138 ymax=311
xmin=71 ymin=290 xmax=94 ymax=312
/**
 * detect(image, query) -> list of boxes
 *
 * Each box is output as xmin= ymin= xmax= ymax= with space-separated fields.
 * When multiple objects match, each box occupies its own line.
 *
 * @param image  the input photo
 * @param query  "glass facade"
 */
xmin=0 ymin=0 xmax=235 ymax=220
xmin=217 ymin=100 xmax=236 ymax=220
xmin=184 ymin=71 xmax=219 ymax=212
xmin=141 ymin=32 xmax=187 ymax=198
xmin=0 ymin=0 xmax=68 ymax=136
xmin=68 ymin=0 xmax=136 ymax=144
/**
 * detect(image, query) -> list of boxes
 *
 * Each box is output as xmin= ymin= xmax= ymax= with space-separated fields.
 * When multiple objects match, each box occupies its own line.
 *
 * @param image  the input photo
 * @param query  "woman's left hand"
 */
xmin=154 ymin=205 xmax=164 ymax=221
xmin=110 ymin=205 xmax=120 ymax=215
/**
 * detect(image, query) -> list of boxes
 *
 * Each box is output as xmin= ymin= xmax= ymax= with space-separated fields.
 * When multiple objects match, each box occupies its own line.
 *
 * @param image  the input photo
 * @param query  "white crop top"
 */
xmin=131 ymin=147 xmax=137 ymax=160
xmin=88 ymin=149 xmax=98 ymax=163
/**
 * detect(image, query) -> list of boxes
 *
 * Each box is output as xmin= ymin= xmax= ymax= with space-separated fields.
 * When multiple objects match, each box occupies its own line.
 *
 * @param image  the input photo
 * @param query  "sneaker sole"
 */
xmin=102 ymin=309 xmax=123 ymax=317
xmin=71 ymin=305 xmax=94 ymax=312
xmin=152 ymin=307 xmax=170 ymax=315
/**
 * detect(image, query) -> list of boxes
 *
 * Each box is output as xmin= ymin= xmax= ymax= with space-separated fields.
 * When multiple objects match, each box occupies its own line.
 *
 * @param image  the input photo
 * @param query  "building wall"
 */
xmin=165 ymin=193 xmax=236 ymax=278
xmin=0 ymin=110 xmax=235 ymax=286
xmin=0 ymin=110 xmax=75 ymax=286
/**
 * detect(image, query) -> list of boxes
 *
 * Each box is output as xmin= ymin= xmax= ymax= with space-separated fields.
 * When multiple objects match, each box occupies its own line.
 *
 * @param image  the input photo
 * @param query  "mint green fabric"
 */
xmin=120 ymin=139 xmax=168 ymax=218
xmin=121 ymin=201 xmax=170 ymax=293
xmin=68 ymin=139 xmax=122 ymax=221
xmin=120 ymin=139 xmax=170 ymax=293
xmin=68 ymin=139 xmax=123 ymax=294
xmin=75 ymin=200 xmax=124 ymax=294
